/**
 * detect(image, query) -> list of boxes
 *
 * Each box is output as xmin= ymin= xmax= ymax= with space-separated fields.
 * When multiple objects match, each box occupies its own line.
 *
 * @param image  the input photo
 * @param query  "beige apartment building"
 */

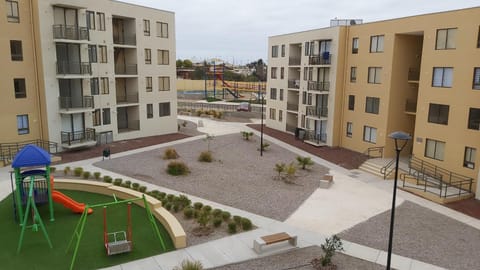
xmin=1 ymin=0 xmax=177 ymax=159
xmin=267 ymin=8 xmax=480 ymax=199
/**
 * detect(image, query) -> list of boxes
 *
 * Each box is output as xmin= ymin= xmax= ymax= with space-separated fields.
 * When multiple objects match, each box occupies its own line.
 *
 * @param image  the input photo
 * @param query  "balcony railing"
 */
xmin=286 ymin=124 xmax=297 ymax=133
xmin=306 ymin=106 xmax=328 ymax=118
xmin=307 ymin=81 xmax=330 ymax=92
xmin=113 ymin=35 xmax=136 ymax=46
xmin=61 ymin=128 xmax=95 ymax=146
xmin=288 ymin=58 xmax=301 ymax=66
xmin=288 ymin=80 xmax=300 ymax=89
xmin=405 ymin=99 xmax=417 ymax=113
xmin=57 ymin=61 xmax=91 ymax=75
xmin=119 ymin=120 xmax=140 ymax=132
xmin=59 ymin=96 xmax=94 ymax=110
xmin=116 ymin=93 xmax=139 ymax=103
xmin=408 ymin=68 xmax=420 ymax=81
xmin=309 ymin=52 xmax=331 ymax=65
xmin=115 ymin=64 xmax=138 ymax=75
xmin=305 ymin=130 xmax=327 ymax=144
xmin=287 ymin=103 xmax=299 ymax=111
xmin=53 ymin=25 xmax=89 ymax=40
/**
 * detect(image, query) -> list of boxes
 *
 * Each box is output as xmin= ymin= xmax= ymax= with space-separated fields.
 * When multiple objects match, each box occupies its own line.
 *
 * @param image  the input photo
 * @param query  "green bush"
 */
xmin=197 ymin=210 xmax=211 ymax=228
xmin=113 ymin=178 xmax=123 ymax=186
xmin=177 ymin=195 xmax=191 ymax=208
xmin=212 ymin=209 xmax=222 ymax=217
xmin=93 ymin=172 xmax=101 ymax=180
xmin=122 ymin=180 xmax=131 ymax=189
xmin=193 ymin=202 xmax=203 ymax=210
xmin=158 ymin=192 xmax=167 ymax=199
xmin=172 ymin=203 xmax=180 ymax=213
xmin=198 ymin=151 xmax=213 ymax=162
xmin=202 ymin=205 xmax=212 ymax=213
xmin=63 ymin=166 xmax=71 ymax=176
xmin=103 ymin=176 xmax=112 ymax=183
xmin=193 ymin=209 xmax=201 ymax=219
xmin=167 ymin=161 xmax=189 ymax=176
xmin=139 ymin=186 xmax=147 ymax=193
xmin=228 ymin=221 xmax=237 ymax=234
xmin=241 ymin=131 xmax=254 ymax=140
xmin=233 ymin=215 xmax=242 ymax=225
xmin=73 ymin=167 xmax=83 ymax=177
xmin=167 ymin=194 xmax=175 ymax=202
xmin=163 ymin=148 xmax=180 ymax=160
xmin=172 ymin=259 xmax=203 ymax=270
xmin=164 ymin=202 xmax=172 ymax=211
xmin=212 ymin=217 xmax=222 ymax=228
xmin=221 ymin=211 xmax=231 ymax=221
xmin=296 ymin=156 xmax=314 ymax=170
xmin=183 ymin=207 xmax=194 ymax=219
xmin=50 ymin=167 xmax=56 ymax=173
xmin=241 ymin=218 xmax=253 ymax=231
xmin=132 ymin=182 xmax=140 ymax=190
xmin=82 ymin=171 xmax=91 ymax=179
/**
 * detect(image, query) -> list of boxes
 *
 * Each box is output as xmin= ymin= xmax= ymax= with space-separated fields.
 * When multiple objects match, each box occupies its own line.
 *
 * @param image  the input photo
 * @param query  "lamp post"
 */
xmin=386 ymin=131 xmax=411 ymax=270
xmin=260 ymin=87 xmax=264 ymax=157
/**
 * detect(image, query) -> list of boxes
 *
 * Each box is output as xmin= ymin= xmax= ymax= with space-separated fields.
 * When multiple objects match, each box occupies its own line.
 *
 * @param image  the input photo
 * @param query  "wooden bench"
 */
xmin=319 ymin=174 xmax=334 ymax=188
xmin=253 ymin=232 xmax=297 ymax=253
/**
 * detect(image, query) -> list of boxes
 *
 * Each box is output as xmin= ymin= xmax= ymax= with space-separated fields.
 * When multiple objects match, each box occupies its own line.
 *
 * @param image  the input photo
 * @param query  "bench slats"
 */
xmin=261 ymin=232 xmax=291 ymax=244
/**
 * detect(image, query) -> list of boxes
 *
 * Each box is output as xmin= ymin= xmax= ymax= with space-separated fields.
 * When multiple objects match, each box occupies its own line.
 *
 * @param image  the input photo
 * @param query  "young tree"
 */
xmin=296 ymin=156 xmax=314 ymax=170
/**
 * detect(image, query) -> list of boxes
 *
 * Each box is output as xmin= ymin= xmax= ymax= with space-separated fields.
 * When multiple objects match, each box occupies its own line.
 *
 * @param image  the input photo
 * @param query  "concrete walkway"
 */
xmin=1 ymin=115 xmax=478 ymax=270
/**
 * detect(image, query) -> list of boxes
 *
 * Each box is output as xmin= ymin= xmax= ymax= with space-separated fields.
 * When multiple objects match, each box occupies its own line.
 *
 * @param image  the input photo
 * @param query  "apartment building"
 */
xmin=1 ymin=0 xmax=176 ymax=156
xmin=267 ymin=8 xmax=480 ymax=198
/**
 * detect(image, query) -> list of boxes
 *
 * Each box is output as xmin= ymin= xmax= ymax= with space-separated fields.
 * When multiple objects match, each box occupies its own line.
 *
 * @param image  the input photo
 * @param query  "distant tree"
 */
xmin=183 ymin=59 xmax=193 ymax=68
xmin=176 ymin=59 xmax=184 ymax=68
xmin=191 ymin=67 xmax=206 ymax=80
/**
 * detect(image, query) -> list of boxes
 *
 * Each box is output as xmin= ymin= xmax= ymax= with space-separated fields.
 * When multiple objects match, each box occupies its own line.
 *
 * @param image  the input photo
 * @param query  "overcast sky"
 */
xmin=121 ymin=0 xmax=478 ymax=64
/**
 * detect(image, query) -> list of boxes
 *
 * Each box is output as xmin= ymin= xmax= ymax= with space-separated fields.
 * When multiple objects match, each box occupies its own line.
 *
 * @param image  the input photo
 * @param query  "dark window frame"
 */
xmin=468 ymin=108 xmax=480 ymax=130
xmin=102 ymin=108 xmax=111 ymax=125
xmin=159 ymin=102 xmax=171 ymax=117
xmin=428 ymin=103 xmax=449 ymax=125
xmin=365 ymin=97 xmax=380 ymax=114
xmin=6 ymin=0 xmax=19 ymax=23
xmin=348 ymin=95 xmax=355 ymax=111
xmin=464 ymin=147 xmax=476 ymax=169
xmin=352 ymin=37 xmax=359 ymax=54
xmin=147 ymin=104 xmax=153 ymax=118
xmin=14 ymin=78 xmax=26 ymax=98
xmin=473 ymin=67 xmax=480 ymax=90
xmin=10 ymin=40 xmax=23 ymax=61
xmin=17 ymin=114 xmax=29 ymax=135
xmin=435 ymin=28 xmax=457 ymax=50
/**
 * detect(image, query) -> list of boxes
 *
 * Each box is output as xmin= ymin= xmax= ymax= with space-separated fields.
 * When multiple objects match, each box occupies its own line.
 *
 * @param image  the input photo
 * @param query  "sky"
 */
xmin=121 ymin=0 xmax=478 ymax=65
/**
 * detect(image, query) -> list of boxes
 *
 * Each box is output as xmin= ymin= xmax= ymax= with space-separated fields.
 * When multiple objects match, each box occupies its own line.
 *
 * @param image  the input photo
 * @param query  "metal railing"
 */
xmin=61 ymin=128 xmax=96 ymax=146
xmin=380 ymin=158 xmax=396 ymax=179
xmin=288 ymin=58 xmax=301 ymax=66
xmin=408 ymin=68 xmax=420 ymax=81
xmin=115 ymin=64 xmax=138 ymax=75
xmin=309 ymin=53 xmax=331 ymax=65
xmin=177 ymin=101 xmax=264 ymax=113
xmin=53 ymin=25 xmax=89 ymax=40
xmin=59 ymin=96 xmax=94 ymax=110
xmin=57 ymin=61 xmax=91 ymax=75
xmin=307 ymin=81 xmax=330 ymax=91
xmin=119 ymin=120 xmax=140 ymax=132
xmin=116 ymin=94 xmax=139 ymax=103
xmin=306 ymin=106 xmax=328 ymax=118
xmin=113 ymin=35 xmax=136 ymax=46
xmin=286 ymin=103 xmax=299 ymax=111
xmin=0 ymin=140 xmax=58 ymax=163
xmin=405 ymin=99 xmax=417 ymax=113
xmin=304 ymin=130 xmax=327 ymax=144
xmin=365 ymin=146 xmax=384 ymax=158
xmin=288 ymin=80 xmax=300 ymax=89
xmin=286 ymin=124 xmax=297 ymax=133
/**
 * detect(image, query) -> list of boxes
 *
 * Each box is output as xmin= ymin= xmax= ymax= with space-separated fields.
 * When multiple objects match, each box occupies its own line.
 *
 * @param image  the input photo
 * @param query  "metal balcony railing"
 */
xmin=61 ymin=128 xmax=95 ymax=146
xmin=53 ymin=25 xmax=89 ymax=40
xmin=59 ymin=96 xmax=94 ymax=110
xmin=113 ymin=35 xmax=136 ymax=46
xmin=116 ymin=93 xmax=139 ymax=103
xmin=288 ymin=58 xmax=301 ymax=66
xmin=408 ymin=68 xmax=420 ymax=81
xmin=0 ymin=140 xmax=58 ymax=164
xmin=286 ymin=124 xmax=297 ymax=133
xmin=309 ymin=52 xmax=331 ymax=65
xmin=287 ymin=103 xmax=299 ymax=111
xmin=307 ymin=81 xmax=330 ymax=91
xmin=288 ymin=80 xmax=300 ymax=89
xmin=115 ymin=64 xmax=138 ymax=75
xmin=57 ymin=61 xmax=91 ymax=75
xmin=305 ymin=130 xmax=327 ymax=144
xmin=405 ymin=99 xmax=417 ymax=113
xmin=306 ymin=106 xmax=328 ymax=118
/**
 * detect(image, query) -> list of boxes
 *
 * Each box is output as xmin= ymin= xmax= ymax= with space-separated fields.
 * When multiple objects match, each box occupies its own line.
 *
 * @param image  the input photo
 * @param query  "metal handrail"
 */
xmin=59 ymin=96 xmax=94 ymax=109
xmin=306 ymin=106 xmax=328 ymax=118
xmin=309 ymin=53 xmax=332 ymax=65
xmin=115 ymin=64 xmax=138 ymax=75
xmin=57 ymin=61 xmax=91 ymax=75
xmin=365 ymin=146 xmax=384 ymax=158
xmin=61 ymin=128 xmax=96 ymax=146
xmin=380 ymin=158 xmax=396 ymax=180
xmin=307 ymin=81 xmax=330 ymax=91
xmin=304 ymin=130 xmax=327 ymax=144
xmin=0 ymin=140 xmax=58 ymax=162
xmin=53 ymin=24 xmax=89 ymax=40
xmin=288 ymin=80 xmax=300 ymax=89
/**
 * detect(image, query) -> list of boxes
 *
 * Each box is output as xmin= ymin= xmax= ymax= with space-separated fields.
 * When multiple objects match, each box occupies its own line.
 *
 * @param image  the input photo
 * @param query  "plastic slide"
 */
xmin=52 ymin=190 xmax=93 ymax=214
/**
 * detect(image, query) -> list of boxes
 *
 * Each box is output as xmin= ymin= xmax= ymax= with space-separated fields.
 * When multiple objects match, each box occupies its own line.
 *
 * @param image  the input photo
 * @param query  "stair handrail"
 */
xmin=380 ymin=158 xmax=396 ymax=180
xmin=365 ymin=146 xmax=384 ymax=158
xmin=0 ymin=140 xmax=58 ymax=163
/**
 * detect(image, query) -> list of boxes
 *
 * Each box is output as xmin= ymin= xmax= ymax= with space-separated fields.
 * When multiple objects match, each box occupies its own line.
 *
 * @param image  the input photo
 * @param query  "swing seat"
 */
xmin=105 ymin=231 xmax=132 ymax=255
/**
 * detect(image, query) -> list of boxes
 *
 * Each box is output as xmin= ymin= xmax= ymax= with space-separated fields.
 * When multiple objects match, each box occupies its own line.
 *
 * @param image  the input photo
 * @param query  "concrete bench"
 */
xmin=253 ymin=232 xmax=297 ymax=253
xmin=320 ymin=174 xmax=333 ymax=188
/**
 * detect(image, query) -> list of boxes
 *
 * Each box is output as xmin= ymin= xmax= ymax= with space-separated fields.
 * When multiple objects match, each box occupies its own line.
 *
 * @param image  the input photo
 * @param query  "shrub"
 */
xmin=163 ymin=148 xmax=179 ymax=160
xmin=131 ymin=182 xmax=140 ymax=190
xmin=197 ymin=210 xmax=211 ymax=228
xmin=173 ymin=259 xmax=203 ymax=270
xmin=183 ymin=207 xmax=194 ymax=219
xmin=120 ymin=180 xmax=131 ymax=189
xmin=167 ymin=194 xmax=175 ymax=202
xmin=228 ymin=221 xmax=237 ymax=234
xmin=93 ymin=172 xmax=101 ymax=180
xmin=202 ymin=205 xmax=212 ymax=213
xmin=274 ymin=163 xmax=286 ymax=180
xmin=196 ymin=110 xmax=203 ymax=116
xmin=50 ymin=167 xmax=56 ymax=173
xmin=311 ymin=235 xmax=344 ymax=268
xmin=285 ymin=162 xmax=297 ymax=178
xmin=233 ymin=215 xmax=242 ymax=225
xmin=296 ymin=156 xmax=314 ymax=170
xmin=212 ymin=217 xmax=222 ymax=228
xmin=221 ymin=211 xmax=231 ymax=221
xmin=150 ymin=190 xmax=160 ymax=196
xmin=82 ymin=171 xmax=91 ymax=179
xmin=63 ymin=166 xmax=71 ymax=176
xmin=113 ymin=178 xmax=123 ymax=186
xmin=164 ymin=202 xmax=172 ymax=211
xmin=172 ymin=203 xmax=180 ymax=213
xmin=158 ymin=192 xmax=166 ymax=199
xmin=198 ymin=151 xmax=213 ymax=162
xmin=193 ymin=202 xmax=203 ymax=210
xmin=212 ymin=209 xmax=222 ymax=218
xmin=139 ymin=186 xmax=147 ymax=193
xmin=216 ymin=111 xmax=223 ymax=119
xmin=167 ymin=161 xmax=189 ymax=176
xmin=241 ymin=131 xmax=254 ymax=140
xmin=193 ymin=209 xmax=201 ymax=219
xmin=241 ymin=218 xmax=253 ymax=231
xmin=103 ymin=176 xmax=112 ymax=183
xmin=73 ymin=167 xmax=83 ymax=177
xmin=258 ymin=143 xmax=270 ymax=152
xmin=177 ymin=195 xmax=191 ymax=208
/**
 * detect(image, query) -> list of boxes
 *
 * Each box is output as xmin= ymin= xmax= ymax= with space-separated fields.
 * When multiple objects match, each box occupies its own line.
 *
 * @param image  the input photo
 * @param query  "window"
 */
xmin=301 ymin=115 xmax=305 ymax=128
xmin=88 ymin=45 xmax=97 ymax=63
xmin=86 ymin=11 xmax=95 ymax=30
xmin=308 ymin=67 xmax=313 ymax=81
xmin=14 ymin=78 xmax=26 ymax=98
xmin=363 ymin=126 xmax=377 ymax=143
xmin=432 ymin=67 xmax=453 ymax=87
xmin=98 ymin=45 xmax=107 ymax=63
xmin=428 ymin=103 xmax=449 ymax=125
xmin=303 ymin=67 xmax=308 ymax=81
xmin=17 ymin=115 xmax=29 ymax=134
xmin=159 ymin=102 xmax=170 ymax=117
xmin=352 ymin=38 xmax=359 ymax=54
xmin=146 ymin=104 xmax=153 ymax=118
xmin=281 ymin=44 xmax=285 ymax=57
xmin=348 ymin=95 xmax=355 ymax=111
xmin=146 ymin=77 xmax=152 ymax=92
xmin=302 ymin=91 xmax=307 ymax=105
xmin=307 ymin=93 xmax=312 ymax=105
xmin=156 ymin=22 xmax=168 ymax=38
xmin=93 ymin=109 xmax=101 ymax=126
xmin=279 ymin=89 xmax=284 ymax=101
xmin=100 ymin=77 xmax=109 ymax=94
xmin=145 ymin=48 xmax=151 ymax=64
xmin=436 ymin=28 xmax=457 ymax=50
xmin=272 ymin=45 xmax=278 ymax=57
xmin=464 ymin=147 xmax=476 ymax=169
xmin=143 ymin=19 xmax=150 ymax=36
xmin=91 ymin=78 xmax=99 ymax=95
xmin=280 ymin=67 xmax=284 ymax=79
xmin=468 ymin=108 xmax=480 ymax=130
xmin=269 ymin=108 xmax=276 ymax=120
xmin=365 ymin=97 xmax=380 ymax=114
xmin=473 ymin=67 xmax=480 ymax=90
xmin=97 ymin=12 xmax=105 ymax=31
xmin=158 ymin=76 xmax=170 ymax=91
xmin=279 ymin=110 xmax=283 ymax=122
xmin=6 ymin=0 xmax=19 ymax=23
xmin=271 ymin=67 xmax=277 ymax=79
xmin=368 ymin=67 xmax=382 ymax=84
xmin=425 ymin=139 xmax=445 ymax=161
xmin=477 ymin=26 xmax=480 ymax=48
xmin=270 ymin=88 xmax=277 ymax=100
xmin=350 ymin=67 xmax=357 ymax=82
xmin=10 ymin=40 xmax=22 ymax=61
xmin=304 ymin=42 xmax=310 ymax=56
xmin=370 ymin=35 xmax=384 ymax=53
xmin=157 ymin=50 xmax=169 ymax=65
xmin=102 ymin=108 xmax=111 ymax=125
xmin=346 ymin=122 xmax=353 ymax=137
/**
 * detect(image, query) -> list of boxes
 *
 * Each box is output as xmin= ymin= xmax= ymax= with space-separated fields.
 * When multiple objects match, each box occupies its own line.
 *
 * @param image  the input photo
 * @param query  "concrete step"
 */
xmin=358 ymin=161 xmax=386 ymax=179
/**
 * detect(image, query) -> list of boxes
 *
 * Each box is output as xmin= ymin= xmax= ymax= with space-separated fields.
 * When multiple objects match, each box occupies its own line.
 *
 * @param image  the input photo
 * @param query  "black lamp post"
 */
xmin=260 ymin=89 xmax=264 ymax=157
xmin=386 ymin=131 xmax=411 ymax=270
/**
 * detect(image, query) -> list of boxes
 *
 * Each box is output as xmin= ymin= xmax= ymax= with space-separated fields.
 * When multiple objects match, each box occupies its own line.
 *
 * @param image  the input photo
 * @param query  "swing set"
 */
xmin=66 ymin=194 xmax=167 ymax=270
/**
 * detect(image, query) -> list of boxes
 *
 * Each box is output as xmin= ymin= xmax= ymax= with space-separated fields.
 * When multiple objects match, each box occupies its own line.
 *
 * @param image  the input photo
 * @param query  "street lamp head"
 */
xmin=388 ymin=131 xmax=411 ymax=152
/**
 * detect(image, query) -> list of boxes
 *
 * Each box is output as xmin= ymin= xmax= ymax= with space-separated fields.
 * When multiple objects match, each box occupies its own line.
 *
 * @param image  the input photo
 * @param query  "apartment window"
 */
xmin=304 ymin=42 xmax=310 ymax=56
xmin=91 ymin=78 xmax=99 ymax=95
xmin=303 ymin=67 xmax=308 ymax=81
xmin=6 ymin=0 xmax=19 ymax=23
xmin=279 ymin=89 xmax=284 ymax=101
xmin=14 ymin=78 xmax=26 ymax=98
xmin=97 ymin=13 xmax=105 ymax=31
xmin=88 ymin=45 xmax=97 ymax=63
xmin=473 ymin=68 xmax=480 ymax=89
xmin=280 ymin=67 xmax=284 ymax=79
xmin=281 ymin=44 xmax=285 ymax=57
xmin=368 ymin=67 xmax=382 ymax=84
xmin=428 ymin=103 xmax=449 ymax=125
xmin=365 ymin=97 xmax=380 ymax=114
xmin=270 ymin=88 xmax=277 ymax=100
xmin=308 ymin=67 xmax=313 ymax=81
xmin=271 ymin=67 xmax=277 ymax=79
xmin=158 ymin=76 xmax=170 ymax=91
xmin=346 ymin=122 xmax=353 ymax=137
xmin=98 ymin=45 xmax=107 ymax=63
xmin=348 ymin=95 xmax=355 ymax=111
xmin=301 ymin=115 xmax=305 ymax=128
xmin=157 ymin=50 xmax=169 ymax=65
xmin=307 ymin=93 xmax=312 ymax=105
xmin=86 ymin=11 xmax=95 ymax=30
xmin=159 ymin=102 xmax=170 ymax=117
xmin=350 ymin=67 xmax=357 ymax=82
xmin=436 ymin=28 xmax=457 ymax=50
xmin=464 ymin=147 xmax=476 ymax=169
xmin=146 ymin=77 xmax=152 ymax=92
xmin=145 ymin=49 xmax=151 ymax=64
xmin=352 ymin=38 xmax=359 ymax=54
xmin=272 ymin=45 xmax=278 ymax=58
xmin=477 ymin=26 xmax=480 ymax=48
xmin=370 ymin=35 xmax=384 ymax=53
xmin=425 ymin=139 xmax=445 ymax=161
xmin=468 ymin=108 xmax=480 ymax=130
xmin=279 ymin=110 xmax=283 ymax=122
xmin=10 ymin=40 xmax=22 ymax=61
xmin=147 ymin=104 xmax=153 ymax=119
xmin=432 ymin=67 xmax=453 ymax=87
xmin=156 ymin=22 xmax=168 ymax=38
xmin=93 ymin=109 xmax=101 ymax=126
xmin=17 ymin=115 xmax=29 ymax=134
xmin=102 ymin=108 xmax=111 ymax=125
xmin=100 ymin=77 xmax=109 ymax=94
xmin=144 ymin=19 xmax=150 ymax=36
xmin=269 ymin=108 xmax=276 ymax=120
xmin=363 ymin=126 xmax=377 ymax=143
xmin=302 ymin=91 xmax=307 ymax=105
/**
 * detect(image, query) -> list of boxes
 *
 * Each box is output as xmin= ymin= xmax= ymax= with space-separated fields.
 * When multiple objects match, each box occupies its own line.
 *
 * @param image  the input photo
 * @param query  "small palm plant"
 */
xmin=173 ymin=259 xmax=203 ymax=270
xmin=274 ymin=163 xmax=286 ymax=180
xmin=296 ymin=156 xmax=314 ymax=170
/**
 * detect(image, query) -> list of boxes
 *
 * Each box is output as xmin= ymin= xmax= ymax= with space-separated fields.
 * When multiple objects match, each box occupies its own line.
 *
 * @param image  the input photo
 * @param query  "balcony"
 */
xmin=61 ymin=128 xmax=96 ymax=148
xmin=288 ymin=57 xmax=301 ymax=66
xmin=286 ymin=124 xmax=297 ymax=133
xmin=57 ymin=61 xmax=91 ymax=75
xmin=305 ymin=130 xmax=327 ymax=145
xmin=59 ymin=96 xmax=94 ymax=111
xmin=118 ymin=120 xmax=140 ymax=133
xmin=306 ymin=106 xmax=328 ymax=118
xmin=116 ymin=93 xmax=139 ymax=104
xmin=309 ymin=52 xmax=331 ymax=65
xmin=307 ymin=81 xmax=330 ymax=92
xmin=113 ymin=35 xmax=136 ymax=46
xmin=53 ymin=25 xmax=89 ymax=41
xmin=405 ymin=99 xmax=417 ymax=114
xmin=115 ymin=64 xmax=137 ymax=75
xmin=408 ymin=68 xmax=420 ymax=82
xmin=287 ymin=103 xmax=299 ymax=111
xmin=288 ymin=80 xmax=300 ymax=89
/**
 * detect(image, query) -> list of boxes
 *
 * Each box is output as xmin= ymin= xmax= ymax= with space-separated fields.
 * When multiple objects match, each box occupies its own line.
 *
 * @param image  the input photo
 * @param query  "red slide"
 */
xmin=52 ymin=190 xmax=93 ymax=214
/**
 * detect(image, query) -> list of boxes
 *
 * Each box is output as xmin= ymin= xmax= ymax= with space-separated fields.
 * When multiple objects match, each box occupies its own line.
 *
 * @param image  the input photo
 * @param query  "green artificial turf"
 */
xmin=0 ymin=190 xmax=175 ymax=270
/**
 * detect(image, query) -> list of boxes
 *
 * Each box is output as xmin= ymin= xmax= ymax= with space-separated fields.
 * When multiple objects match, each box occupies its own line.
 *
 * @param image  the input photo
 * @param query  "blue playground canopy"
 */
xmin=12 ymin=145 xmax=51 ymax=168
